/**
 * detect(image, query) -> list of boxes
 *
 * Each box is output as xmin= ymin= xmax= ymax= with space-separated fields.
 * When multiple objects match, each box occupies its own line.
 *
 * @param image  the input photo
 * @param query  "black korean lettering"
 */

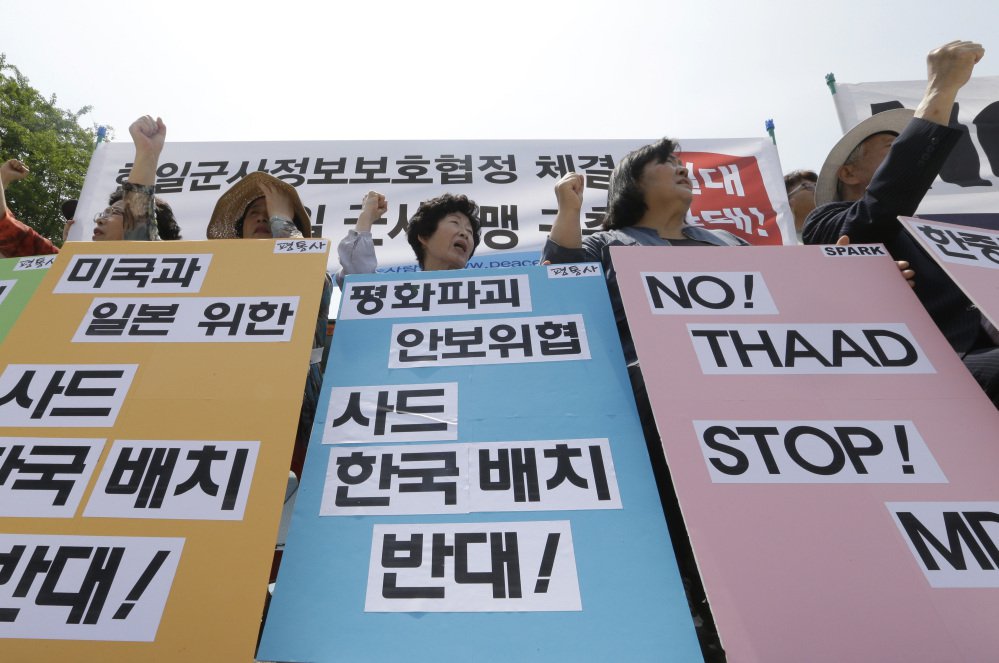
xmin=349 ymin=285 xmax=388 ymax=315
xmin=381 ymin=533 xmax=444 ymax=599
xmin=436 ymin=280 xmax=479 ymax=309
xmin=306 ymin=157 xmax=348 ymax=185
xmin=454 ymin=532 xmax=521 ymax=599
xmin=435 ymin=154 xmax=473 ymax=184
xmin=344 ymin=203 xmax=388 ymax=245
xmin=0 ymin=371 xmax=35 ymax=411
xmin=390 ymin=282 xmax=433 ymax=312
xmin=350 ymin=157 xmax=390 ymax=184
xmin=189 ymin=161 xmax=229 ymax=191
xmin=335 ymin=451 xmax=388 ymax=507
xmin=0 ymin=545 xmax=26 ymax=622
xmin=152 ymin=257 xmax=204 ymax=288
xmin=386 ymin=203 xmax=410 ymax=239
xmin=396 ymin=329 xmax=436 ymax=363
xmin=198 ymin=302 xmax=245 ymax=336
xmin=48 ymin=370 xmax=125 ymax=419
xmin=392 ymin=156 xmax=433 ymax=184
xmin=439 ymin=327 xmax=487 ymax=360
xmin=379 ymin=451 xmax=458 ymax=505
xmin=544 ymin=443 xmax=588 ymax=491
xmin=388 ymin=389 xmax=449 ymax=434
xmin=330 ymin=391 xmax=370 ymax=429
xmin=479 ymin=448 xmax=540 ymax=502
xmin=112 ymin=549 xmax=170 ymax=620
xmin=245 ymin=301 xmax=295 ymax=336
xmin=173 ymin=445 xmax=227 ymax=499
xmin=67 ymin=258 xmax=113 ymax=288
xmin=109 ymin=258 xmax=156 ymax=288
xmin=155 ymin=162 xmax=191 ymax=194
xmin=130 ymin=304 xmax=178 ymax=336
xmin=105 ymin=446 xmax=180 ymax=509
xmin=479 ymin=205 xmax=519 ymax=250
xmin=479 ymin=278 xmax=520 ymax=307
xmin=0 ymin=443 xmax=90 ymax=506
xmin=478 ymin=155 xmax=517 ymax=184
xmin=87 ymin=302 xmax=135 ymax=336
xmin=269 ymin=157 xmax=310 ymax=186
xmin=488 ymin=323 xmax=532 ymax=358
xmin=536 ymin=320 xmax=582 ymax=356
xmin=535 ymin=154 xmax=575 ymax=179
xmin=34 ymin=545 xmax=123 ymax=625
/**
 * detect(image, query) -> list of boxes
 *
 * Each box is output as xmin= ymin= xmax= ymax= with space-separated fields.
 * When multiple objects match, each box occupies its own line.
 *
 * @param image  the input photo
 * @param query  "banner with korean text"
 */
xmin=73 ymin=138 xmax=795 ymax=278
xmin=258 ymin=265 xmax=702 ymax=661
xmin=0 ymin=254 xmax=56 ymax=342
xmin=831 ymin=75 xmax=999 ymax=220
xmin=0 ymin=238 xmax=329 ymax=661
xmin=614 ymin=244 xmax=999 ymax=661
xmin=902 ymin=216 xmax=999 ymax=328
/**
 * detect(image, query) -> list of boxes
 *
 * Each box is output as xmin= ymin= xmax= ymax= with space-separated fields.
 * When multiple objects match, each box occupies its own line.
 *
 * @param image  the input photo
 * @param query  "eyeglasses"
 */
xmin=93 ymin=207 xmax=125 ymax=223
xmin=787 ymin=181 xmax=816 ymax=198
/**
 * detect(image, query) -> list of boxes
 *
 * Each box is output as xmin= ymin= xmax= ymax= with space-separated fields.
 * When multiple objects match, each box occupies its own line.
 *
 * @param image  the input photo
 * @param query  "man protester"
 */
xmin=803 ymin=40 xmax=999 ymax=407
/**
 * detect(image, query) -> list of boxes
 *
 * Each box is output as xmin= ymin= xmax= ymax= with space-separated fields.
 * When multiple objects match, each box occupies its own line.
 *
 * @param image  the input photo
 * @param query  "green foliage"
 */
xmin=0 ymin=53 xmax=99 ymax=245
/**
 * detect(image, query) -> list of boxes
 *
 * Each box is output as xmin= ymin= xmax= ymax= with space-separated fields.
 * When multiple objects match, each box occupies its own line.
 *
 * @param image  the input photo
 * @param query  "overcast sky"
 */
xmin=4 ymin=0 xmax=995 ymax=174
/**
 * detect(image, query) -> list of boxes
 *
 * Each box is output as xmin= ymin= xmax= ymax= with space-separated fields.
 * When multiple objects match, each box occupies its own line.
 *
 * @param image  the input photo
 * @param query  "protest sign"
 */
xmin=0 ymin=239 xmax=328 ymax=661
xmin=902 ymin=216 xmax=999 ymax=329
xmin=73 ymin=138 xmax=794 ymax=278
xmin=258 ymin=265 xmax=702 ymax=662
xmin=0 ymin=254 xmax=56 ymax=342
xmin=831 ymin=75 xmax=999 ymax=221
xmin=614 ymin=244 xmax=999 ymax=661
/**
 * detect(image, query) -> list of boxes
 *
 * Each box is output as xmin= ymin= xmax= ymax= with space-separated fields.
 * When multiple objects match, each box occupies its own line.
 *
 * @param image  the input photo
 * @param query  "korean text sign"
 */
xmin=613 ymin=244 xmax=999 ymax=662
xmin=258 ymin=265 xmax=702 ymax=662
xmin=74 ymin=138 xmax=795 ymax=277
xmin=902 ymin=216 xmax=999 ymax=329
xmin=0 ymin=254 xmax=56 ymax=342
xmin=0 ymin=239 xmax=329 ymax=661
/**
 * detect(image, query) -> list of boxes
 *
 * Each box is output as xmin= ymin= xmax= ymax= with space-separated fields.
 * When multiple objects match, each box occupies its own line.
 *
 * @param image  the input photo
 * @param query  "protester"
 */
xmin=803 ymin=40 xmax=999 ymax=407
xmin=61 ymin=199 xmax=77 ymax=243
xmin=207 ymin=171 xmax=332 ymax=475
xmin=336 ymin=190 xmax=481 ymax=286
xmin=543 ymin=142 xmax=747 ymax=366
xmin=0 ymin=158 xmax=59 ymax=257
xmin=784 ymin=169 xmax=817 ymax=241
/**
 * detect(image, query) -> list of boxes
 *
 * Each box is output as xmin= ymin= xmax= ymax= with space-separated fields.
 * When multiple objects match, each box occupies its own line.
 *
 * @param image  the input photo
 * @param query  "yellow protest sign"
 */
xmin=0 ymin=238 xmax=329 ymax=661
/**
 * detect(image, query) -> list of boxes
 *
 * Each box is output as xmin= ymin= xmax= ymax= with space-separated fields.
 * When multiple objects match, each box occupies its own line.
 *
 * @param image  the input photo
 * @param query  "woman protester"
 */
xmin=336 ymin=190 xmax=481 ymax=285
xmin=206 ymin=171 xmax=332 ymax=475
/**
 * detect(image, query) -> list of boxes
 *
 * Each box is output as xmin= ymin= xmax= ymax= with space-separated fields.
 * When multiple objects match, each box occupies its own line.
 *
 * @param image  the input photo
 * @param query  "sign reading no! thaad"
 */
xmin=615 ymin=244 xmax=999 ymax=662
xmin=259 ymin=265 xmax=702 ymax=662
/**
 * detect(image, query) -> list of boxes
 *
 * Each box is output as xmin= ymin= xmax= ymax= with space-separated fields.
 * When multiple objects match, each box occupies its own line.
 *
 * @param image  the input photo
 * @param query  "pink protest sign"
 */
xmin=902 ymin=216 xmax=999 ymax=329
xmin=612 ymin=244 xmax=999 ymax=662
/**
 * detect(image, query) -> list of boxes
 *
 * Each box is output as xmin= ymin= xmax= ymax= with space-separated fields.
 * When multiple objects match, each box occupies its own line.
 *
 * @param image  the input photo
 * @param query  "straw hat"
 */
xmin=815 ymin=108 xmax=914 ymax=206
xmin=206 ymin=171 xmax=312 ymax=239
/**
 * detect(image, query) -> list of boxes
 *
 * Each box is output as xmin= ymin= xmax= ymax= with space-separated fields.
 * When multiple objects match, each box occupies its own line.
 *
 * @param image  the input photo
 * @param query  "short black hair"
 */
xmin=603 ymin=138 xmax=679 ymax=230
xmin=109 ymin=188 xmax=182 ymax=240
xmin=406 ymin=193 xmax=481 ymax=268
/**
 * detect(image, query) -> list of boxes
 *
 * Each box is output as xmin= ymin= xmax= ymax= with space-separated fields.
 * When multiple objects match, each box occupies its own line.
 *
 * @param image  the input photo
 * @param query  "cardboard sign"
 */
xmin=613 ymin=244 xmax=999 ymax=662
xmin=902 ymin=216 xmax=999 ymax=330
xmin=258 ymin=266 xmax=702 ymax=662
xmin=0 ymin=239 xmax=328 ymax=660
xmin=0 ymin=255 xmax=55 ymax=342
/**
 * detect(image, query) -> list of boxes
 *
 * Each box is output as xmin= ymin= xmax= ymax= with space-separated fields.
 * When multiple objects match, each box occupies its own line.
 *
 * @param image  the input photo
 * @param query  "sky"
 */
xmin=4 ymin=0 xmax=996 ymax=176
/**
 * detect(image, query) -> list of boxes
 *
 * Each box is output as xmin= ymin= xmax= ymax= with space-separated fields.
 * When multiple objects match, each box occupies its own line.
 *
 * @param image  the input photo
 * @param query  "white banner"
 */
xmin=73 ymin=138 xmax=795 ymax=276
xmin=832 ymin=76 xmax=999 ymax=215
